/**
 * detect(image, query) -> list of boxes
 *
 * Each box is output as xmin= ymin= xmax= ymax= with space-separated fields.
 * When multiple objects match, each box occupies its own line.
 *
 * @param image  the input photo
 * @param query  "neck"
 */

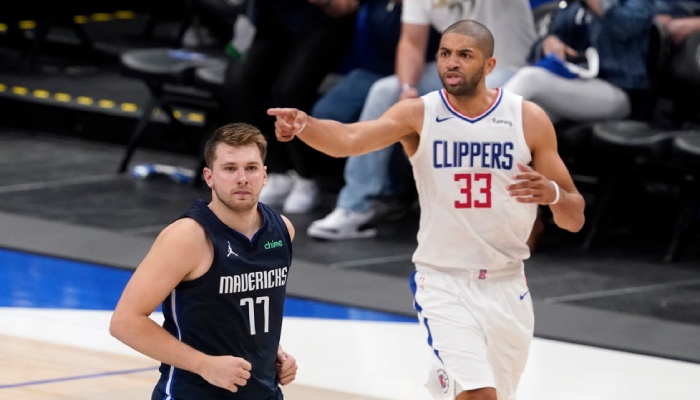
xmin=446 ymin=86 xmax=498 ymax=117
xmin=209 ymin=201 xmax=261 ymax=240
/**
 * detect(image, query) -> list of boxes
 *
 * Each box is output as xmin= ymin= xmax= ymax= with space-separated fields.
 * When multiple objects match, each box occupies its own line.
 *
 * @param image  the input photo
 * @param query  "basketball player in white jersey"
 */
xmin=268 ymin=20 xmax=585 ymax=400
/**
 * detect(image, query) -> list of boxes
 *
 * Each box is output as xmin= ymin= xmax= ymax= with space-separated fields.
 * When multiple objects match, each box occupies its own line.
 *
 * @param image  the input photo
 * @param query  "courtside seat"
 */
xmin=117 ymin=47 xmax=226 ymax=175
xmin=555 ymin=120 xmax=604 ymax=178
xmin=583 ymin=120 xmax=682 ymax=250
xmin=193 ymin=58 xmax=227 ymax=96
xmin=590 ymin=120 xmax=678 ymax=160
xmin=190 ymin=59 xmax=228 ymax=186
xmin=665 ymin=131 xmax=700 ymax=262
xmin=120 ymin=48 xmax=222 ymax=85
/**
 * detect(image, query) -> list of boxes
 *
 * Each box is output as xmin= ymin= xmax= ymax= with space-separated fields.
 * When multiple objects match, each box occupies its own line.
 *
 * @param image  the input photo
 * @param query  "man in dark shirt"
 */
xmin=110 ymin=123 xmax=298 ymax=399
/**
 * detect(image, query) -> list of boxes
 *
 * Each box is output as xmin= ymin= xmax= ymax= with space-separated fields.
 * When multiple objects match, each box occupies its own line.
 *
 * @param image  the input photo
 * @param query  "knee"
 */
xmin=365 ymin=76 xmax=400 ymax=105
xmin=456 ymin=387 xmax=498 ymax=400
xmin=502 ymin=67 xmax=551 ymax=98
xmin=360 ymin=76 xmax=400 ymax=120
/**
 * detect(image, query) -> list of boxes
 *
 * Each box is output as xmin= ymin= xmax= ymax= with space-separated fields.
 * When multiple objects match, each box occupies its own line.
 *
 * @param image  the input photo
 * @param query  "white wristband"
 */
xmin=550 ymin=180 xmax=560 ymax=205
xmin=298 ymin=120 xmax=307 ymax=134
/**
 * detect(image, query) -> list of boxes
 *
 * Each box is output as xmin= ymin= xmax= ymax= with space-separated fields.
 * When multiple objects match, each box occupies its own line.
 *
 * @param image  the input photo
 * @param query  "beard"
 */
xmin=440 ymin=65 xmax=485 ymax=97
xmin=213 ymin=185 xmax=257 ymax=213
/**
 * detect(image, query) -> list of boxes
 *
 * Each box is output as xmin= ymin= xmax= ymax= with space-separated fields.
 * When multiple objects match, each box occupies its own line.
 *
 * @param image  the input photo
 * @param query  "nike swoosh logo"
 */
xmin=519 ymin=290 xmax=530 ymax=300
xmin=435 ymin=116 xmax=454 ymax=123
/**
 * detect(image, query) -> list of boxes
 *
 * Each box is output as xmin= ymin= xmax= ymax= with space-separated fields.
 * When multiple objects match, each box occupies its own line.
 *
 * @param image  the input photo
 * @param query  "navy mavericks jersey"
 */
xmin=152 ymin=199 xmax=293 ymax=400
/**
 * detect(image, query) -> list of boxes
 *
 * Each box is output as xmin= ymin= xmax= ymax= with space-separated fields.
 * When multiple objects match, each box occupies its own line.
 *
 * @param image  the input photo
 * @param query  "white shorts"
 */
xmin=411 ymin=267 xmax=534 ymax=400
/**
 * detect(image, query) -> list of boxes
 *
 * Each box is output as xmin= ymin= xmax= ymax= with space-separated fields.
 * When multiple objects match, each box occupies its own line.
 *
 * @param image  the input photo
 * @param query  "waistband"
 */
xmin=416 ymin=262 xmax=525 ymax=280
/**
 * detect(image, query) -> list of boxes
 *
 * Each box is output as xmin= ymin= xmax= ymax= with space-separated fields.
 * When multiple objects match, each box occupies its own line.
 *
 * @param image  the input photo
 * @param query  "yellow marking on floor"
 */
xmin=19 ymin=21 xmax=36 ymax=30
xmin=91 ymin=13 xmax=113 ymax=22
xmin=114 ymin=11 xmax=135 ymax=19
xmin=76 ymin=96 xmax=94 ymax=106
xmin=188 ymin=113 xmax=205 ymax=123
xmin=3 ymin=11 xmax=134 ymax=30
xmin=33 ymin=90 xmax=50 ymax=99
xmin=0 ymin=84 xmax=6 ymax=92
xmin=98 ymin=100 xmax=116 ymax=109
xmin=121 ymin=103 xmax=138 ymax=113
xmin=12 ymin=87 xmax=28 ymax=96
xmin=55 ymin=93 xmax=72 ymax=102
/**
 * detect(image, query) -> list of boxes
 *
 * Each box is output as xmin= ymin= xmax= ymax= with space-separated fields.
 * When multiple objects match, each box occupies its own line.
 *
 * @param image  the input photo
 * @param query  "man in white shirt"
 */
xmin=307 ymin=0 xmax=537 ymax=241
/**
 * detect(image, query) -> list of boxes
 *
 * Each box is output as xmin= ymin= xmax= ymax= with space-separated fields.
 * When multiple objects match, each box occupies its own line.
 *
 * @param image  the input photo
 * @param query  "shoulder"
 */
xmin=156 ymin=217 xmax=209 ymax=251
xmin=521 ymin=100 xmax=557 ymax=152
xmin=141 ymin=218 xmax=211 ymax=279
xmin=522 ymin=100 xmax=551 ymax=126
xmin=260 ymin=202 xmax=295 ymax=242
xmin=380 ymin=97 xmax=425 ymax=140
xmin=280 ymin=214 xmax=295 ymax=241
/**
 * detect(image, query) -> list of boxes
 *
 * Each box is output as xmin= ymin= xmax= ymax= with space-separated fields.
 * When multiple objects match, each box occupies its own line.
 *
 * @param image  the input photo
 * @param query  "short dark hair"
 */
xmin=443 ymin=19 xmax=495 ymax=58
xmin=203 ymin=123 xmax=268 ymax=168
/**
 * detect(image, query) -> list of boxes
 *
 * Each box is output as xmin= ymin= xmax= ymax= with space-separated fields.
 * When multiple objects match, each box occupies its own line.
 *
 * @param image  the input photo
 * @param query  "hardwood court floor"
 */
xmin=0 ymin=334 xmax=384 ymax=400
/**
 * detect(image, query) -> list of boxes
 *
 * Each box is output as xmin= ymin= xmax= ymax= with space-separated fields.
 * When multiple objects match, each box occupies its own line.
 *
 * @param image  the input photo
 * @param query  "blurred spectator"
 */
xmin=307 ymin=0 xmax=538 ymax=240
xmin=654 ymin=0 xmax=700 ymax=45
xmin=309 ymin=0 xmax=440 ymax=213
xmin=503 ymin=0 xmax=654 ymax=124
xmin=222 ymin=0 xmax=360 ymax=213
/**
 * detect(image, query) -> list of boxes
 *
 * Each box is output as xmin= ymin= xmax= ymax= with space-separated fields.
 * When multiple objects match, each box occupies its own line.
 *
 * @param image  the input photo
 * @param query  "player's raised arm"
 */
xmin=267 ymin=98 xmax=423 ymax=158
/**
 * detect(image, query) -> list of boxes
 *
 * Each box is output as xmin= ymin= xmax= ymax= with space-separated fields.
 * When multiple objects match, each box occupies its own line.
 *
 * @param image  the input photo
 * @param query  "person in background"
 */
xmin=310 ymin=0 xmax=440 ymax=212
xmin=223 ymin=0 xmax=360 ymax=214
xmin=654 ymin=0 xmax=700 ymax=45
xmin=110 ymin=123 xmax=298 ymax=399
xmin=503 ymin=0 xmax=654 ymax=124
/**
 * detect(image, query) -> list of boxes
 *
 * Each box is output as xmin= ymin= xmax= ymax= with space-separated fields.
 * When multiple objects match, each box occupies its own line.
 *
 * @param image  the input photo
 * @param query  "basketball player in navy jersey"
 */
xmin=268 ymin=20 xmax=585 ymax=400
xmin=110 ymin=123 xmax=298 ymax=400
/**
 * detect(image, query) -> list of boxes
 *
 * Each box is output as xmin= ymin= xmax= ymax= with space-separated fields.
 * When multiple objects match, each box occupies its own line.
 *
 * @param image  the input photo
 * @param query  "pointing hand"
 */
xmin=267 ymin=108 xmax=308 ymax=142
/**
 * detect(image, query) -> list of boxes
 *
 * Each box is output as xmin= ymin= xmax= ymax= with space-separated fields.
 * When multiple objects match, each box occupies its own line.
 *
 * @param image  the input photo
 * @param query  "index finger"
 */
xmin=266 ymin=108 xmax=291 ymax=117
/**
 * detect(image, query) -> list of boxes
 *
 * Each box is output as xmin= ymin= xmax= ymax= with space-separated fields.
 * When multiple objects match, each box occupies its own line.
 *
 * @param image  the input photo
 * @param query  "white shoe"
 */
xmin=307 ymin=208 xmax=377 ymax=240
xmin=259 ymin=173 xmax=293 ymax=207
xmin=283 ymin=175 xmax=319 ymax=214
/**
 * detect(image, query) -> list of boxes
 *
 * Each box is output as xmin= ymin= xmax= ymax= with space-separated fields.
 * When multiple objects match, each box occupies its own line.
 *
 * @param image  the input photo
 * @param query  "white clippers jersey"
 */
xmin=409 ymin=89 xmax=537 ymax=272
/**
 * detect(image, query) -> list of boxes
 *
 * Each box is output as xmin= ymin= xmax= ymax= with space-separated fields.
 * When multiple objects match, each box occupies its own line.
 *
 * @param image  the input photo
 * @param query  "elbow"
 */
xmin=559 ymin=211 xmax=585 ymax=233
xmin=326 ymin=149 xmax=350 ymax=158
xmin=109 ymin=312 xmax=127 ymax=341
xmin=567 ymin=215 xmax=586 ymax=233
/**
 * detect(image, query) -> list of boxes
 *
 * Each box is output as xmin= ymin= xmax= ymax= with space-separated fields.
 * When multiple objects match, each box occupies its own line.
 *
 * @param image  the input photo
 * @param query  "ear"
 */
xmin=485 ymin=56 xmax=497 ymax=75
xmin=203 ymin=167 xmax=214 ymax=188
xmin=263 ymin=166 xmax=268 ymax=186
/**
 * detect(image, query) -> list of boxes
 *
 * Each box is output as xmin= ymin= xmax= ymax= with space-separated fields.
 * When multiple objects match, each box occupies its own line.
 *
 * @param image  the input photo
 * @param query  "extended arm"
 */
xmin=267 ymin=98 xmax=423 ymax=158
xmin=109 ymin=219 xmax=251 ymax=393
xmin=509 ymin=101 xmax=586 ymax=232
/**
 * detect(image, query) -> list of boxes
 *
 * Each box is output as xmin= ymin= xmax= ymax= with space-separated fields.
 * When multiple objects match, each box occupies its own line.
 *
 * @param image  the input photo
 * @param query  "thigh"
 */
xmin=359 ymin=75 xmax=401 ymax=121
xmin=311 ymin=69 xmax=384 ymax=122
xmin=504 ymin=67 xmax=631 ymax=122
xmin=412 ymin=270 xmax=496 ymax=397
xmin=480 ymin=276 xmax=534 ymax=400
